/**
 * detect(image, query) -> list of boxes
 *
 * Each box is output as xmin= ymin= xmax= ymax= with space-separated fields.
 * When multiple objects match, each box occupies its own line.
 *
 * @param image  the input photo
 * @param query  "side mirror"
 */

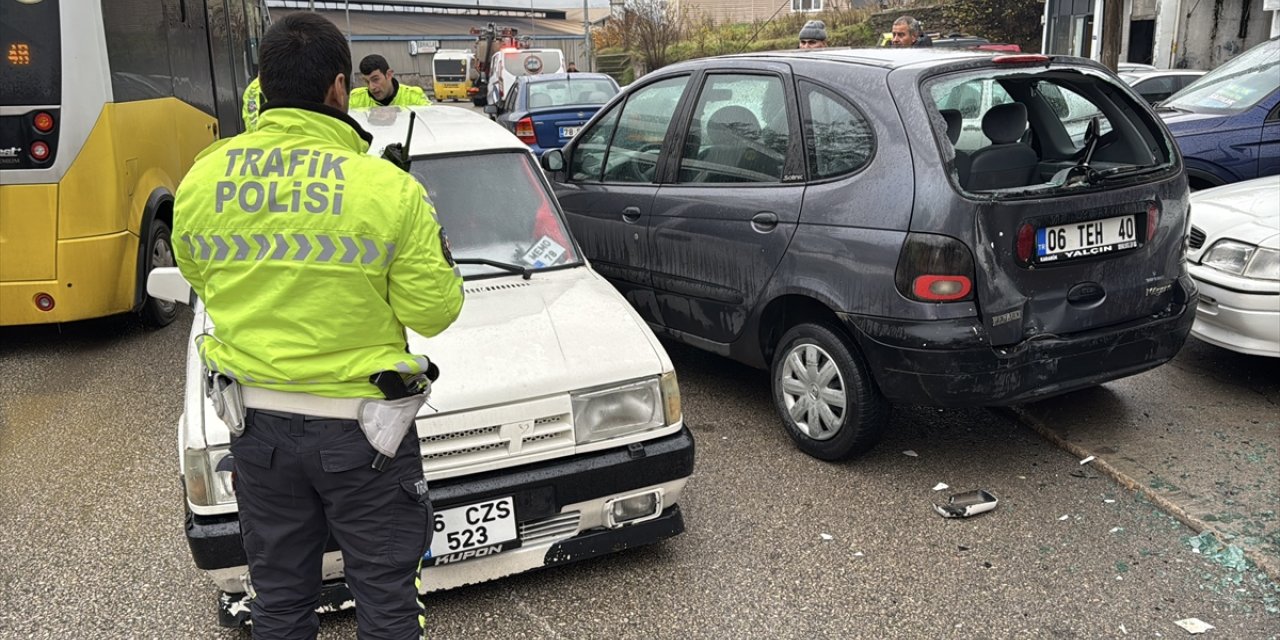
xmin=541 ymin=148 xmax=566 ymax=172
xmin=484 ymin=104 xmax=499 ymax=116
xmin=147 ymin=267 xmax=193 ymax=306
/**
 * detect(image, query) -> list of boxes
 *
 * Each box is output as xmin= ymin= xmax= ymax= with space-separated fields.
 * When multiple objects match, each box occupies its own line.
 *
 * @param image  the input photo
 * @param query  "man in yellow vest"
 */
xmin=174 ymin=13 xmax=463 ymax=639
xmin=241 ymin=76 xmax=263 ymax=132
xmin=349 ymin=54 xmax=431 ymax=108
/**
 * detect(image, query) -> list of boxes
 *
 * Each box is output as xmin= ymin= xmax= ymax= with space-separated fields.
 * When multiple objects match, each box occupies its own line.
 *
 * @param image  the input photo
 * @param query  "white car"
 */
xmin=149 ymin=105 xmax=693 ymax=627
xmin=1119 ymin=69 xmax=1205 ymax=105
xmin=1186 ymin=175 xmax=1280 ymax=357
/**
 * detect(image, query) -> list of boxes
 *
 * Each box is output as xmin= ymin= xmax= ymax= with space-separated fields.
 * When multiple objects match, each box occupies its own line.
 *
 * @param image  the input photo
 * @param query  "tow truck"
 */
xmin=468 ymin=22 xmax=565 ymax=109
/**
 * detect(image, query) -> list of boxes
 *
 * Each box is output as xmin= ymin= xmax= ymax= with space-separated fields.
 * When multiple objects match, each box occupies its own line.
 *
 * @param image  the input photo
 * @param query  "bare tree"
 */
xmin=624 ymin=0 xmax=685 ymax=72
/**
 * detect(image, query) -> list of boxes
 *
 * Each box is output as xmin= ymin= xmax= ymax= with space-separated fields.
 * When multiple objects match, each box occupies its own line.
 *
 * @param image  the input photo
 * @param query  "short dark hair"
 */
xmin=259 ymin=13 xmax=351 ymax=104
xmin=359 ymin=54 xmax=391 ymax=76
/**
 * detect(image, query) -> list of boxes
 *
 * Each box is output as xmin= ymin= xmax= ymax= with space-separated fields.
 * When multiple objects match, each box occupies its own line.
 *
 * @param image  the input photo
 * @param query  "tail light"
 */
xmin=33 ymin=292 xmax=55 ymax=311
xmin=895 ymin=233 xmax=976 ymax=303
xmin=912 ymin=275 xmax=972 ymax=301
xmin=33 ymin=111 xmax=55 ymax=133
xmin=993 ymin=54 xmax=1050 ymax=64
xmin=1146 ymin=201 xmax=1160 ymax=242
xmin=515 ymin=117 xmax=536 ymax=145
xmin=467 ymin=86 xmax=479 ymax=95
xmin=1016 ymin=223 xmax=1035 ymax=264
xmin=30 ymin=140 xmax=50 ymax=162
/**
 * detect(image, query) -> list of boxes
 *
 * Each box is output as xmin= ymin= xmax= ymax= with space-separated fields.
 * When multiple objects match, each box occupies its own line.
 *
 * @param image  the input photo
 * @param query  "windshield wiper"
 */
xmin=1093 ymin=163 xmax=1166 ymax=181
xmin=454 ymin=258 xmax=532 ymax=280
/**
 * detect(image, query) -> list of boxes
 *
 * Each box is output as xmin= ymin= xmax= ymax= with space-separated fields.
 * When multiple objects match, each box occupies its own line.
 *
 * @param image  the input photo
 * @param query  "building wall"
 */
xmin=349 ymin=38 xmax=589 ymax=92
xmin=1152 ymin=0 xmax=1271 ymax=69
xmin=679 ymin=0 xmax=788 ymax=25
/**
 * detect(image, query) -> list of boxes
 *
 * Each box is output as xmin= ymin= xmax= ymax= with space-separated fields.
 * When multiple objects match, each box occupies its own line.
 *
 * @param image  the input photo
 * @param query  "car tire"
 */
xmin=139 ymin=219 xmax=179 ymax=327
xmin=770 ymin=323 xmax=888 ymax=461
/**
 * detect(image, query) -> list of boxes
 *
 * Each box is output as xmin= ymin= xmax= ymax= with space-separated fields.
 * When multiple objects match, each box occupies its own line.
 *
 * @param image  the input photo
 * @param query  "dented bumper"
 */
xmin=192 ymin=427 xmax=695 ymax=626
xmin=844 ymin=277 xmax=1197 ymax=407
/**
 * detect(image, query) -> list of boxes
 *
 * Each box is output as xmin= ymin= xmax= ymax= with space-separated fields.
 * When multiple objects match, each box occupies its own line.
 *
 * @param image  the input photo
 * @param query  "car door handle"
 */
xmin=622 ymin=206 xmax=642 ymax=223
xmin=751 ymin=211 xmax=779 ymax=233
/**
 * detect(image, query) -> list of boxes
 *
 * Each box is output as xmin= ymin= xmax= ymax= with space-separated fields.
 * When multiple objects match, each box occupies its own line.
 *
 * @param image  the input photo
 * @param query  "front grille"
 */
xmin=519 ymin=511 xmax=581 ymax=546
xmin=417 ymin=395 xmax=575 ymax=478
xmin=1188 ymin=226 xmax=1206 ymax=250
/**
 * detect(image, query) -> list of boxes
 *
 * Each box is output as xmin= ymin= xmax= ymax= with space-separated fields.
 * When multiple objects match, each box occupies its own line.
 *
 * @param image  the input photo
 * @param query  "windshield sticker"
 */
xmin=521 ymin=235 xmax=566 ymax=268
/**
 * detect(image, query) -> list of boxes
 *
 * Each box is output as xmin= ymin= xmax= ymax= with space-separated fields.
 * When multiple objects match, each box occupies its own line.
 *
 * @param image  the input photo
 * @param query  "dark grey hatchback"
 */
xmin=540 ymin=48 xmax=1197 ymax=460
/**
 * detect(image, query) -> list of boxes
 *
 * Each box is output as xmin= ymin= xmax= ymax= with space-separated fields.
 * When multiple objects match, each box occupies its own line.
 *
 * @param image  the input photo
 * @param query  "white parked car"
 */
xmin=1186 ymin=175 xmax=1280 ymax=357
xmin=1119 ymin=69 xmax=1206 ymax=105
xmin=149 ymin=105 xmax=693 ymax=627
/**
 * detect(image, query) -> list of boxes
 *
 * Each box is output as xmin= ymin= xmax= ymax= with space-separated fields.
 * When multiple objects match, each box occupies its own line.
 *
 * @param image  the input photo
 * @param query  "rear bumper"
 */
xmin=844 ymin=276 xmax=1197 ymax=406
xmin=189 ymin=427 xmax=695 ymax=622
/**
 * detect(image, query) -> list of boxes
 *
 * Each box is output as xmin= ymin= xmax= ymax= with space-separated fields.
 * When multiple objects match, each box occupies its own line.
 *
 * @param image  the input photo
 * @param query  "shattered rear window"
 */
xmin=924 ymin=66 xmax=1176 ymax=198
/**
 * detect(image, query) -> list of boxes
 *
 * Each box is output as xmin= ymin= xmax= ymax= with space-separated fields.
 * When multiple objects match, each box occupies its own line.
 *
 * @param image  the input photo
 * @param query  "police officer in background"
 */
xmin=350 ymin=54 xmax=431 ymax=108
xmin=173 ymin=12 xmax=463 ymax=640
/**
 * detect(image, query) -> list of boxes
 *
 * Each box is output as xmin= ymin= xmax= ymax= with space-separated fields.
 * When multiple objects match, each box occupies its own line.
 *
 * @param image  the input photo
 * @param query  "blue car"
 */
xmin=492 ymin=73 xmax=620 ymax=155
xmin=1158 ymin=36 xmax=1280 ymax=189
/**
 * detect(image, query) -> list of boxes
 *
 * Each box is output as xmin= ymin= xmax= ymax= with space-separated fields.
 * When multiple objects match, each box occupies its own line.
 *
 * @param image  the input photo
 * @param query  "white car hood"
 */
xmin=1188 ymin=176 xmax=1280 ymax=262
xmin=409 ymin=268 xmax=665 ymax=413
xmin=189 ymin=267 xmax=668 ymax=447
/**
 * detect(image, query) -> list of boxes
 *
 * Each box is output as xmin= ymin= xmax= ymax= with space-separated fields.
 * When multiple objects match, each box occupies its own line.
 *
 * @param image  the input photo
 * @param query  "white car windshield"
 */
xmin=1163 ymin=38 xmax=1280 ymax=114
xmin=411 ymin=152 xmax=580 ymax=278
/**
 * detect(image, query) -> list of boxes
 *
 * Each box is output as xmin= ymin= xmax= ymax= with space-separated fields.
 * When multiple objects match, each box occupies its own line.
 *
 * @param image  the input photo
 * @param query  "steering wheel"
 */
xmin=616 ymin=144 xmax=663 ymax=183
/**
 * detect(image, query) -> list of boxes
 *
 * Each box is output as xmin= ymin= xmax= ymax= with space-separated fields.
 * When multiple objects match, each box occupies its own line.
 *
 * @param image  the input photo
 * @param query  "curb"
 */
xmin=995 ymin=406 xmax=1280 ymax=583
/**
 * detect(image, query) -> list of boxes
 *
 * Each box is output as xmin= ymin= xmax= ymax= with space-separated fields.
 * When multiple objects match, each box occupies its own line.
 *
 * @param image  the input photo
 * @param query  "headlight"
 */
xmin=572 ymin=373 xmax=680 ymax=445
xmin=1202 ymin=240 xmax=1255 ymax=275
xmin=185 ymin=446 xmax=236 ymax=507
xmin=1244 ymin=247 xmax=1279 ymax=281
xmin=1202 ymin=240 xmax=1280 ymax=281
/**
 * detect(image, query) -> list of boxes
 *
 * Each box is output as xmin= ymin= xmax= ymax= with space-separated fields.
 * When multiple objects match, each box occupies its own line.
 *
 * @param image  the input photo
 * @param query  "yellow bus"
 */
xmin=431 ymin=49 xmax=474 ymax=102
xmin=0 ymin=0 xmax=265 ymax=326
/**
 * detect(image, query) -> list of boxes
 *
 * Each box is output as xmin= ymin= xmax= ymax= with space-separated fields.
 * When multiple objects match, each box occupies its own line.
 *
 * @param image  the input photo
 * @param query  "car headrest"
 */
xmin=705 ymin=105 xmax=760 ymax=145
xmin=981 ymin=103 xmax=1027 ymax=145
xmin=528 ymin=93 xmax=553 ymax=108
xmin=939 ymin=109 xmax=962 ymax=144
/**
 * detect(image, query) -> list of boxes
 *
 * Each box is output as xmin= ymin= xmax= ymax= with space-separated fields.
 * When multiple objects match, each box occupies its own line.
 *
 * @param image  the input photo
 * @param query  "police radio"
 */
xmin=381 ymin=110 xmax=418 ymax=172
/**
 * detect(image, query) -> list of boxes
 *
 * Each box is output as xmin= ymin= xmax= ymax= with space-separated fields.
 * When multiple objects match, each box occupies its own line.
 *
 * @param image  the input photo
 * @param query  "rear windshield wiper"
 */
xmin=1092 ymin=163 xmax=1166 ymax=182
xmin=454 ymin=258 xmax=532 ymax=280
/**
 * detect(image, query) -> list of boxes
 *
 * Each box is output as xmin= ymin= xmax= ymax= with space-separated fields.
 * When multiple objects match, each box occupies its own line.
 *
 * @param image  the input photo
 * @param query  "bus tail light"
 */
xmin=515 ymin=117 xmax=536 ymax=145
xmin=33 ymin=112 xmax=55 ymax=133
xmin=33 ymin=293 xmax=55 ymax=312
xmin=30 ymin=141 xmax=50 ymax=162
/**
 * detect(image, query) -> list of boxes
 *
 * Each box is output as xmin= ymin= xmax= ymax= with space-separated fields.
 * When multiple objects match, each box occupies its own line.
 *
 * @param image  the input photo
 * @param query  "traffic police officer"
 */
xmin=242 ymin=75 xmax=264 ymax=132
xmin=349 ymin=54 xmax=431 ymax=108
xmin=173 ymin=13 xmax=463 ymax=640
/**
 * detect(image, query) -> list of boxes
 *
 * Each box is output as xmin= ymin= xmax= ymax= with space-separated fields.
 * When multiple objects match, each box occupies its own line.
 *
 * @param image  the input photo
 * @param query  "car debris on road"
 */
xmin=933 ymin=489 xmax=999 ymax=518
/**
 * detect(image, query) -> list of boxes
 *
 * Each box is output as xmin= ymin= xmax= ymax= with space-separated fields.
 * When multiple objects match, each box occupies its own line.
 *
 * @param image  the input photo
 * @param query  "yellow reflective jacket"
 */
xmin=349 ymin=80 xmax=431 ymax=108
xmin=173 ymin=103 xmax=464 ymax=398
xmin=241 ymin=77 xmax=263 ymax=133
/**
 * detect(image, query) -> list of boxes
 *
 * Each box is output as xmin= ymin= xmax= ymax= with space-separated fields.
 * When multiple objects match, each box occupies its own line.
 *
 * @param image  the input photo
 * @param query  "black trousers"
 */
xmin=231 ymin=409 xmax=431 ymax=640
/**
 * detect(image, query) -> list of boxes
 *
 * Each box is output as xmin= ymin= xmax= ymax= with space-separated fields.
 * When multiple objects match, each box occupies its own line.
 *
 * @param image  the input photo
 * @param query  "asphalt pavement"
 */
xmin=1 ymin=310 xmax=1277 ymax=639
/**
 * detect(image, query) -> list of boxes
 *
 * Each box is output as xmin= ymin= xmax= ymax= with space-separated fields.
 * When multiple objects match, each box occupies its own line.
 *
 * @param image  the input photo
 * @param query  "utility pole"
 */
xmin=1100 ymin=0 xmax=1124 ymax=71
xmin=584 ymin=0 xmax=593 ymax=71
